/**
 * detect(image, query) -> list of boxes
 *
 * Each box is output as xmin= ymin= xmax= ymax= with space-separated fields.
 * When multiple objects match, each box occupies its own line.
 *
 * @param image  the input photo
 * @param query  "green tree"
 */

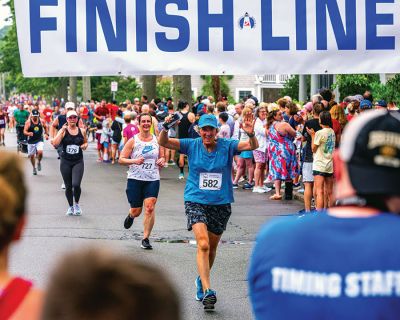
xmin=333 ymin=74 xmax=380 ymax=98
xmin=370 ymin=74 xmax=400 ymax=103
xmin=280 ymin=75 xmax=311 ymax=101
xmin=200 ymin=75 xmax=233 ymax=101
xmin=156 ymin=78 xmax=172 ymax=99
xmin=90 ymin=76 xmax=141 ymax=102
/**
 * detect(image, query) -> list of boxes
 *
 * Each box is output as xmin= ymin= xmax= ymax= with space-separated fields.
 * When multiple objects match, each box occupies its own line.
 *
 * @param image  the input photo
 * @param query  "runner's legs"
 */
xmin=143 ymin=197 xmax=157 ymax=239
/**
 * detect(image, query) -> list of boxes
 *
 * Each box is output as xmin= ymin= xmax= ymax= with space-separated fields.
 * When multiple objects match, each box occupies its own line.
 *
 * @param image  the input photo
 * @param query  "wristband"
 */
xmin=247 ymin=132 xmax=255 ymax=138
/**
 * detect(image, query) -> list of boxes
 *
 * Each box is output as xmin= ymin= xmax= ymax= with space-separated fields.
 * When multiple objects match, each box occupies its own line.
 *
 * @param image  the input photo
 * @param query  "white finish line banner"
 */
xmin=14 ymin=0 xmax=400 ymax=77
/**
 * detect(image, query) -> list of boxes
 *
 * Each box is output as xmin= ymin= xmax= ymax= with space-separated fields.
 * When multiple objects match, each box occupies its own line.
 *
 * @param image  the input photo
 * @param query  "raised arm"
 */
xmin=158 ymin=128 xmax=181 ymax=151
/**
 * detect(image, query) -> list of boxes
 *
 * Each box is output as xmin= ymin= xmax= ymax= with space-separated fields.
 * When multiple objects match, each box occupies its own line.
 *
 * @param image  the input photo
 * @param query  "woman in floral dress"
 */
xmin=267 ymin=109 xmax=299 ymax=200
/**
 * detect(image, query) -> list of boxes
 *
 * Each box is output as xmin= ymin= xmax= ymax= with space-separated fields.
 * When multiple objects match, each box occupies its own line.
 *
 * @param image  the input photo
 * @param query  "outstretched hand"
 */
xmin=241 ymin=113 xmax=256 ymax=135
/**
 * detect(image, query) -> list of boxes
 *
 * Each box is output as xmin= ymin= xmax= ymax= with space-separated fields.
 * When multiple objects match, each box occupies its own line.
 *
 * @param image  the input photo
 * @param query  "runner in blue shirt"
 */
xmin=159 ymin=113 xmax=258 ymax=311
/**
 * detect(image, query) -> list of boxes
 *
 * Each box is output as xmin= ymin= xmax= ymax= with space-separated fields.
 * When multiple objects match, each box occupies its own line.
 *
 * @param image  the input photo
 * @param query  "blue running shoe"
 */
xmin=242 ymin=182 xmax=254 ymax=190
xmin=195 ymin=276 xmax=204 ymax=301
xmin=202 ymin=289 xmax=217 ymax=311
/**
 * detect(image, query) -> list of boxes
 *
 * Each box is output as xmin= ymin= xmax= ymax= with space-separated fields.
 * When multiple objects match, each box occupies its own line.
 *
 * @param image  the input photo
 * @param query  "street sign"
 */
xmin=111 ymin=81 xmax=118 ymax=92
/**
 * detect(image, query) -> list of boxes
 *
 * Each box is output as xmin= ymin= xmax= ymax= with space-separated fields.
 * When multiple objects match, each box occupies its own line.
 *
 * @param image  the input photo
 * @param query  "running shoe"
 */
xmin=66 ymin=206 xmax=74 ymax=216
xmin=253 ymin=186 xmax=267 ymax=193
xmin=168 ymin=160 xmax=176 ymax=165
xmin=293 ymin=183 xmax=301 ymax=189
xmin=195 ymin=276 xmax=204 ymax=301
xmin=32 ymin=167 xmax=37 ymax=175
xmin=242 ymin=182 xmax=254 ymax=190
xmin=124 ymin=214 xmax=134 ymax=229
xmin=141 ymin=238 xmax=153 ymax=250
xmin=74 ymin=204 xmax=82 ymax=216
xmin=178 ymin=173 xmax=185 ymax=180
xmin=61 ymin=183 xmax=66 ymax=190
xmin=202 ymin=289 xmax=217 ymax=311
xmin=263 ymin=186 xmax=272 ymax=193
xmin=37 ymin=161 xmax=41 ymax=171
xmin=232 ymin=183 xmax=239 ymax=189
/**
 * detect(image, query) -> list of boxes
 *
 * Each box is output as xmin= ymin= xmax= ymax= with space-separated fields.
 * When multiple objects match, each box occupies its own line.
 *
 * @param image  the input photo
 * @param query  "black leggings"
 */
xmin=60 ymin=158 xmax=84 ymax=206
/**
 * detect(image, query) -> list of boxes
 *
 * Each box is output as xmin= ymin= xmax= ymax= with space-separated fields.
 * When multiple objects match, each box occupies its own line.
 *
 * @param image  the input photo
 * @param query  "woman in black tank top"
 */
xmin=177 ymin=101 xmax=195 ymax=179
xmin=52 ymin=111 xmax=88 ymax=216
xmin=61 ymin=128 xmax=84 ymax=162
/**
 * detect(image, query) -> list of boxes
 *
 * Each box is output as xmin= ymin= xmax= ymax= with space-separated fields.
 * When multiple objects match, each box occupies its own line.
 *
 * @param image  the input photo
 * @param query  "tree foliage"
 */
xmin=370 ymin=74 xmax=400 ymax=103
xmin=200 ymin=75 xmax=233 ymax=100
xmin=156 ymin=78 xmax=172 ymax=99
xmin=91 ymin=76 xmax=142 ymax=102
xmin=280 ymin=75 xmax=311 ymax=102
xmin=332 ymin=74 xmax=380 ymax=98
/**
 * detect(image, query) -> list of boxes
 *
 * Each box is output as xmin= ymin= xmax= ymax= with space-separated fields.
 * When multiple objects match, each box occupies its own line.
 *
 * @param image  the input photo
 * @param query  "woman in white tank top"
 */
xmin=119 ymin=114 xmax=165 ymax=250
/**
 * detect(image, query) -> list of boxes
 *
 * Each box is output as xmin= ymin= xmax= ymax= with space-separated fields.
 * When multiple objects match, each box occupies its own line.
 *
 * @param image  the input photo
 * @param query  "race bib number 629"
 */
xmin=199 ymin=173 xmax=222 ymax=191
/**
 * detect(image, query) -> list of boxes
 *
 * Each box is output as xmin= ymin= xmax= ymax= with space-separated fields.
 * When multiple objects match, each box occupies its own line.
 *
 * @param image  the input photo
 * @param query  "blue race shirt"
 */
xmin=179 ymin=138 xmax=239 ymax=205
xmin=249 ymin=211 xmax=400 ymax=320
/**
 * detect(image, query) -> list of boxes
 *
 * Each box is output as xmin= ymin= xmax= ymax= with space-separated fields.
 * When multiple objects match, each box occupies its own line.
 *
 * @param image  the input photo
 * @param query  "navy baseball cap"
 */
xmin=340 ymin=110 xmax=400 ymax=196
xmin=31 ymin=109 xmax=39 ymax=117
xmin=376 ymin=100 xmax=387 ymax=108
xmin=198 ymin=114 xmax=218 ymax=129
xmin=359 ymin=100 xmax=372 ymax=110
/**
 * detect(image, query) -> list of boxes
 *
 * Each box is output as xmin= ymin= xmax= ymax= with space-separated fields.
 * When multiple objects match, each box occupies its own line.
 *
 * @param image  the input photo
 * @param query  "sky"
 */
xmin=0 ymin=0 xmax=11 ymax=29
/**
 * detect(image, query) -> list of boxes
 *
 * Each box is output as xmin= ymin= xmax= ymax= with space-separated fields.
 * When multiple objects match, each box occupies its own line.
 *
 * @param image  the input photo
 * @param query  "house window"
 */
xmin=236 ymin=89 xmax=253 ymax=102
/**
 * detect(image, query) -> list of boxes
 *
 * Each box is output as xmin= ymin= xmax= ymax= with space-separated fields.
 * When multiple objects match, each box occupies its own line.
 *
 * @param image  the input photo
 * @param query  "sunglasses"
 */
xmin=68 ymin=116 xmax=78 ymax=119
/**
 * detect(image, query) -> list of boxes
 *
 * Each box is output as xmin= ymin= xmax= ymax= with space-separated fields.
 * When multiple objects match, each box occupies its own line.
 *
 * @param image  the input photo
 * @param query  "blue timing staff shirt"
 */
xmin=248 ymin=211 xmax=400 ymax=320
xmin=179 ymin=138 xmax=239 ymax=205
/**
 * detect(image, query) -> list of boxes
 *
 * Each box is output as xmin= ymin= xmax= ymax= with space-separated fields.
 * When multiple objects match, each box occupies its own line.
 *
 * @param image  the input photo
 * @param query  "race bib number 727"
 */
xmin=199 ymin=173 xmax=222 ymax=191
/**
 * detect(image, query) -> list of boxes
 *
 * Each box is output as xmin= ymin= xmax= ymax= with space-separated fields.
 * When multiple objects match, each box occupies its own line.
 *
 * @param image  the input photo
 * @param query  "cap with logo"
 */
xmin=198 ymin=114 xmax=218 ymax=129
xmin=340 ymin=110 xmax=400 ymax=196
xmin=31 ymin=109 xmax=39 ymax=117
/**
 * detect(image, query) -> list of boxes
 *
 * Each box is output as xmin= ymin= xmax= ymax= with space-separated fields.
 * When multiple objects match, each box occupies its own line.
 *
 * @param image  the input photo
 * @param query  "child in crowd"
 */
xmin=217 ymin=113 xmax=231 ymax=139
xmin=101 ymin=119 xmax=112 ymax=163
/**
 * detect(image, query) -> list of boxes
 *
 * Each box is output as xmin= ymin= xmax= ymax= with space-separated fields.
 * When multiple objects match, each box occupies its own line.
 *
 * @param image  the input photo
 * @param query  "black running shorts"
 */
xmin=184 ymin=201 xmax=232 ymax=235
xmin=126 ymin=179 xmax=160 ymax=208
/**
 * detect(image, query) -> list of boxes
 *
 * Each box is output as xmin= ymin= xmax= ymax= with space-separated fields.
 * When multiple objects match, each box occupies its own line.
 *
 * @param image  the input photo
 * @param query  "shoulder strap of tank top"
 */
xmin=0 ymin=277 xmax=33 ymax=319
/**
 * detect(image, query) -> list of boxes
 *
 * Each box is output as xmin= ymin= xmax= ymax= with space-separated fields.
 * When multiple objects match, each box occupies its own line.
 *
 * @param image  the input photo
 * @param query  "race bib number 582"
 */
xmin=199 ymin=173 xmax=222 ymax=191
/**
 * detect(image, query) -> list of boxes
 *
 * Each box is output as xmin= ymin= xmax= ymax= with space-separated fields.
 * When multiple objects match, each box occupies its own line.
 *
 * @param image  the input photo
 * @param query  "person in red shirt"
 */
xmin=79 ymin=103 xmax=89 ymax=126
xmin=94 ymin=100 xmax=110 ymax=121
xmin=42 ymin=105 xmax=54 ymax=125
xmin=107 ymin=101 xmax=119 ymax=121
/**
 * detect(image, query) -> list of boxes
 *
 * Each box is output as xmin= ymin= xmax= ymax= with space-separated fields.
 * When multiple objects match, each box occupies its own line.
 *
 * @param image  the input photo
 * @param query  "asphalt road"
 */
xmin=3 ymin=130 xmax=303 ymax=320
